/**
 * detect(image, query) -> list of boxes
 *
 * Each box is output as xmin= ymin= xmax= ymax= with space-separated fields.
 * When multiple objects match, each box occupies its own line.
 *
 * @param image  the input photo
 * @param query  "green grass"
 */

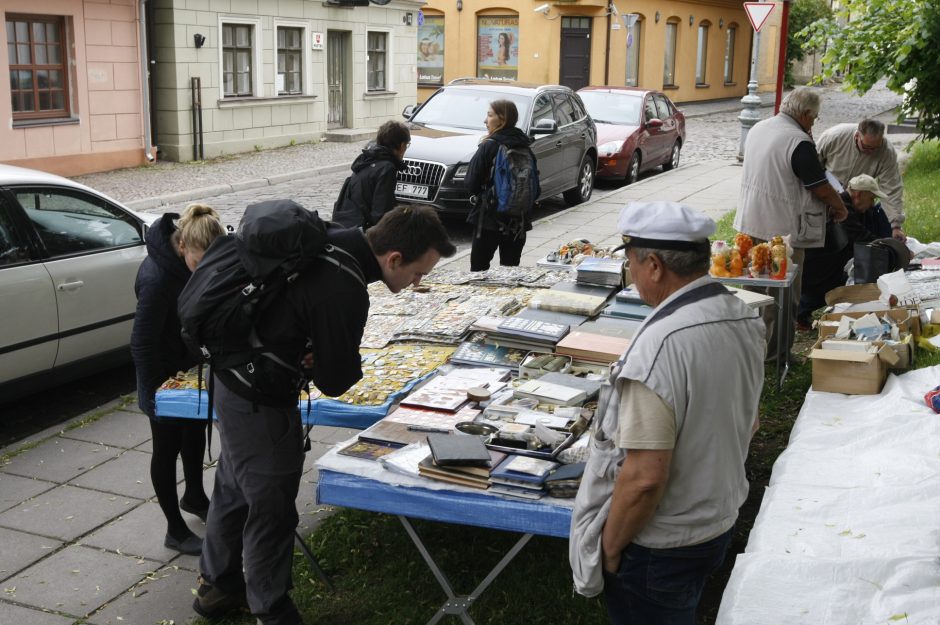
xmin=901 ymin=140 xmax=940 ymax=242
xmin=192 ymin=144 xmax=940 ymax=625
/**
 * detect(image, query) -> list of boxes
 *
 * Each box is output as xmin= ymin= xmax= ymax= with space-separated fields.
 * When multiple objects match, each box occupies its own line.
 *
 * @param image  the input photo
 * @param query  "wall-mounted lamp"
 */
xmin=403 ymin=12 xmax=413 ymax=26
xmin=456 ymin=0 xmax=462 ymax=11
xmin=689 ymin=15 xmax=694 ymax=26
xmin=194 ymin=33 xmax=206 ymax=48
xmin=654 ymin=11 xmax=660 ymax=23
xmin=719 ymin=17 xmax=724 ymax=29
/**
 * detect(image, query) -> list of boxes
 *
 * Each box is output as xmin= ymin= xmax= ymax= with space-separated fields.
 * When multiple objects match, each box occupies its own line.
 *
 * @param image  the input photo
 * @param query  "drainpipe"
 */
xmin=138 ymin=0 xmax=155 ymax=161
xmin=604 ymin=1 xmax=612 ymax=85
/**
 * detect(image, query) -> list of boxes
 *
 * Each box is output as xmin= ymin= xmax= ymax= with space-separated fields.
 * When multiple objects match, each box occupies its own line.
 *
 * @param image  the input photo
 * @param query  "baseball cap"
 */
xmin=848 ymin=174 xmax=886 ymax=199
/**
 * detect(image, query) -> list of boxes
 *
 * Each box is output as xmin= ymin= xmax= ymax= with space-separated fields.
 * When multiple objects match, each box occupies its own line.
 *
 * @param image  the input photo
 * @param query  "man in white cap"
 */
xmin=816 ymin=119 xmax=906 ymax=241
xmin=570 ymin=201 xmax=765 ymax=625
xmin=798 ymin=174 xmax=894 ymax=328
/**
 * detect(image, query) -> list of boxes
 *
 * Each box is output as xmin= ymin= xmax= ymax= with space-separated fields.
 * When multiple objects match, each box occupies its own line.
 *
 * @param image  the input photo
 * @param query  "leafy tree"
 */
xmin=785 ymin=0 xmax=832 ymax=87
xmin=801 ymin=0 xmax=940 ymax=140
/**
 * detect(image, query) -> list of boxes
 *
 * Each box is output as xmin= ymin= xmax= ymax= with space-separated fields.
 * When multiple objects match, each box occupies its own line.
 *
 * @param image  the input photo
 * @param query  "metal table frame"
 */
xmin=717 ymin=267 xmax=799 ymax=390
xmin=316 ymin=468 xmax=571 ymax=625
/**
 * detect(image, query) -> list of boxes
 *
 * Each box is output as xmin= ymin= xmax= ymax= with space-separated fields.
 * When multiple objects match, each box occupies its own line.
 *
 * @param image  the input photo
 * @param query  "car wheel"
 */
xmin=625 ymin=151 xmax=641 ymax=185
xmin=563 ymin=155 xmax=595 ymax=206
xmin=663 ymin=141 xmax=681 ymax=171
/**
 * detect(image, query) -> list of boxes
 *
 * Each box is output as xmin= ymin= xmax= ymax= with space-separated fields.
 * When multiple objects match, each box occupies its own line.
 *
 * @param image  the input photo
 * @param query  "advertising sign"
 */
xmin=477 ymin=16 xmax=519 ymax=81
xmin=418 ymin=15 xmax=445 ymax=85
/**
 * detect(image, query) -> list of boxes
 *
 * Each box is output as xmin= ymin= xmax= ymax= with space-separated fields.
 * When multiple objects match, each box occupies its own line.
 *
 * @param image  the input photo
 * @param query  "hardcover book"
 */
xmin=495 ymin=316 xmax=570 ymax=343
xmin=418 ymin=456 xmax=491 ymax=489
xmin=337 ymin=440 xmax=399 ymax=461
xmin=555 ymin=330 xmax=632 ymax=364
xmin=576 ymin=257 xmax=625 ymax=287
xmin=528 ymin=289 xmax=608 ymax=317
xmin=427 ymin=433 xmax=492 ymax=467
xmin=450 ymin=341 xmax=528 ymax=369
xmin=599 ymin=300 xmax=654 ymax=321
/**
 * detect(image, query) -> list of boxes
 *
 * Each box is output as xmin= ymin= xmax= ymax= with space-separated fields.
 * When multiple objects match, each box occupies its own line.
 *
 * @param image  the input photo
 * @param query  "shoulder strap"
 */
xmin=318 ymin=243 xmax=366 ymax=288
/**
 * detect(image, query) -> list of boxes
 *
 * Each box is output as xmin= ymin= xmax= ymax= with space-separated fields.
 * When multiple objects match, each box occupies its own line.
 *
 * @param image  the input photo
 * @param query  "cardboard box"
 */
xmin=817 ymin=308 xmax=920 ymax=339
xmin=809 ymin=338 xmax=898 ymax=395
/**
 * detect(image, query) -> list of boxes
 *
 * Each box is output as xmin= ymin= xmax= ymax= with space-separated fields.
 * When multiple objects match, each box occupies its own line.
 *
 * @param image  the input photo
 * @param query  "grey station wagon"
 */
xmin=396 ymin=79 xmax=598 ymax=215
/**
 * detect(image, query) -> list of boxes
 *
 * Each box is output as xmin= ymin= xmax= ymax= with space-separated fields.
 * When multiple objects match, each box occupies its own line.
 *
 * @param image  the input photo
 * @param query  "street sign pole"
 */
xmin=774 ymin=0 xmax=791 ymax=115
xmin=739 ymin=2 xmax=776 ymax=160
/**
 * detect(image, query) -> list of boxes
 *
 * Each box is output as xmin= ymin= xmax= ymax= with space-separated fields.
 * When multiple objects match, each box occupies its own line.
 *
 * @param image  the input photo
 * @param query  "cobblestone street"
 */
xmin=71 ymin=80 xmax=905 ymax=241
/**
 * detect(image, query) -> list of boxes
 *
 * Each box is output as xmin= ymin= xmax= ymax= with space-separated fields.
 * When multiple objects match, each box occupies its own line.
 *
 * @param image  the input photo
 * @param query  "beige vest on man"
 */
xmin=735 ymin=114 xmax=827 ymax=248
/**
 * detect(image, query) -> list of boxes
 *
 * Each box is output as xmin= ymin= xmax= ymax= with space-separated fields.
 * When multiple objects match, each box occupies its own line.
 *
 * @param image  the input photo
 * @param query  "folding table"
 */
xmin=316 ymin=448 xmax=573 ymax=625
xmin=715 ymin=265 xmax=799 ymax=390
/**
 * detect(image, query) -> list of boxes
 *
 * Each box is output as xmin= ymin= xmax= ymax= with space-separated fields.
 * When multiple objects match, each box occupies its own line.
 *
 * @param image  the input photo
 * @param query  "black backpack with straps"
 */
xmin=177 ymin=200 xmax=364 ymax=449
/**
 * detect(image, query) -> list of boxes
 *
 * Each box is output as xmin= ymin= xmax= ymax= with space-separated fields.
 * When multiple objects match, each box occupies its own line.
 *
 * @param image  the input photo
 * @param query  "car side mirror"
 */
xmin=403 ymin=104 xmax=416 ymax=119
xmin=530 ymin=118 xmax=558 ymax=135
xmin=646 ymin=118 xmax=664 ymax=129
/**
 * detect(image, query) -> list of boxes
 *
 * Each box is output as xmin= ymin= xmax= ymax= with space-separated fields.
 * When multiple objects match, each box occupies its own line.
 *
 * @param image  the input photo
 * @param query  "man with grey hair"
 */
xmin=735 ymin=86 xmax=847 ymax=362
xmin=570 ymin=201 xmax=765 ymax=625
xmin=816 ymin=119 xmax=906 ymax=241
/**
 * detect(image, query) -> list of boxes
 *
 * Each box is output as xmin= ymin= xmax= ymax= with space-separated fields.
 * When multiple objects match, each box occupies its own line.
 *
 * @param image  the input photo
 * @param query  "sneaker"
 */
xmin=180 ymin=497 xmax=210 ymax=521
xmin=164 ymin=531 xmax=202 ymax=555
xmin=193 ymin=577 xmax=248 ymax=618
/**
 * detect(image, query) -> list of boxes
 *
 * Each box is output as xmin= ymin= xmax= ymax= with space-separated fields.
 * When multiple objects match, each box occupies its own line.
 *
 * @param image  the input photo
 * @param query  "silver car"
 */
xmin=0 ymin=164 xmax=156 ymax=402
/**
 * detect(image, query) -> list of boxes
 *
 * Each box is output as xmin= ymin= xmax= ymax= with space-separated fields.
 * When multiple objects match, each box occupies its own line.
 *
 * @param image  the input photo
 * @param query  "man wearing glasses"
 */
xmin=816 ymin=119 xmax=906 ymax=241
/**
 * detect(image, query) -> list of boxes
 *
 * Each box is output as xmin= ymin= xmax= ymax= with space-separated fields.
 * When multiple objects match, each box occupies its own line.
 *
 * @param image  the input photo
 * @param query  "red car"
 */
xmin=577 ymin=87 xmax=686 ymax=184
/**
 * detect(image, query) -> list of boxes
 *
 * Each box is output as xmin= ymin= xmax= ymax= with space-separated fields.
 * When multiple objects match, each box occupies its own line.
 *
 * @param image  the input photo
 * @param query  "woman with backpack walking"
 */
xmin=465 ymin=99 xmax=538 ymax=271
xmin=131 ymin=203 xmax=226 ymax=555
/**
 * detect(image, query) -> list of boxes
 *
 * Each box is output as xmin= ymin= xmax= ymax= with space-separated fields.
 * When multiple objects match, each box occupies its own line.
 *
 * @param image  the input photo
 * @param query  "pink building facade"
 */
xmin=1 ymin=0 xmax=152 ymax=176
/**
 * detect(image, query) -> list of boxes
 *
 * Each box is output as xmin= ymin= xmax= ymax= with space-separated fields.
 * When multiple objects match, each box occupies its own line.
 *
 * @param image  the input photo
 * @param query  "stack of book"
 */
xmin=416 ymin=433 xmax=506 ymax=489
xmin=484 ymin=316 xmax=570 ymax=353
xmin=489 ymin=455 xmax=560 ymax=499
xmin=576 ymin=257 xmax=624 ymax=287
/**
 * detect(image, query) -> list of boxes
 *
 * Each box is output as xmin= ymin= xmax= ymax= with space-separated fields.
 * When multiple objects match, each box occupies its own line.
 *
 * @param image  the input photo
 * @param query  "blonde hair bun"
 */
xmin=177 ymin=203 xmax=225 ymax=251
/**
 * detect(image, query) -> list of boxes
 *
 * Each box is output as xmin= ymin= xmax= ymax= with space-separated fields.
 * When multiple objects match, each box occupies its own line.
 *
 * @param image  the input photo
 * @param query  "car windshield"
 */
xmin=579 ymin=91 xmax=643 ymax=126
xmin=411 ymin=88 xmax=532 ymax=131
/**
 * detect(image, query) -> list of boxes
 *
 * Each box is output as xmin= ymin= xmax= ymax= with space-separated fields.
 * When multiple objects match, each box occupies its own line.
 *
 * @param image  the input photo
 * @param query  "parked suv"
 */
xmin=396 ymin=79 xmax=597 ymax=215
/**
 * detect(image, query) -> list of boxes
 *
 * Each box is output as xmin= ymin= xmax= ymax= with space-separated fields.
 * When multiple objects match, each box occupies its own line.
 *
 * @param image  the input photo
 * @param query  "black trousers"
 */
xmin=199 ymin=378 xmax=305 ymax=625
xmin=470 ymin=228 xmax=526 ymax=271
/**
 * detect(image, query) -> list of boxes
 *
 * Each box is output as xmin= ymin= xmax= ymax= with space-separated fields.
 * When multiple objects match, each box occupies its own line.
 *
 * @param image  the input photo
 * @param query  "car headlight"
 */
xmin=598 ymin=141 xmax=625 ymax=157
xmin=452 ymin=164 xmax=469 ymax=180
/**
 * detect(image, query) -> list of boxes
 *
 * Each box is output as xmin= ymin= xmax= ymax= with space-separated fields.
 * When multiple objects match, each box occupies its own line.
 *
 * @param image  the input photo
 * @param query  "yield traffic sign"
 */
xmin=743 ymin=2 xmax=775 ymax=32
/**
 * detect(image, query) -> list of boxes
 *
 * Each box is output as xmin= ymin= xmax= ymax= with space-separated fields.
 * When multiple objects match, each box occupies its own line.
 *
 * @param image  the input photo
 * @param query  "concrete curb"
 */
xmin=124 ymin=163 xmax=350 ymax=212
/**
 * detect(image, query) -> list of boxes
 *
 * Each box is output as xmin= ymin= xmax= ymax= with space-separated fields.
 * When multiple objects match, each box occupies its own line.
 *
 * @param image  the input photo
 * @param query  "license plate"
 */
xmin=396 ymin=182 xmax=429 ymax=199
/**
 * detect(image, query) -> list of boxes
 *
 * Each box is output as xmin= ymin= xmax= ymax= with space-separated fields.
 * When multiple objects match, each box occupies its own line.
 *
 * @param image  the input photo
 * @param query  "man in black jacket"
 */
xmin=332 ymin=121 xmax=410 ymax=229
xmin=798 ymin=174 xmax=893 ymax=329
xmin=193 ymin=205 xmax=455 ymax=625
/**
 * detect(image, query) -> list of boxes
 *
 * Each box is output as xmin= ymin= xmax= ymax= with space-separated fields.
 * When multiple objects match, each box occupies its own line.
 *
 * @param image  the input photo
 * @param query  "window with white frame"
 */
xmin=6 ymin=15 xmax=70 ymax=120
xmin=222 ymin=22 xmax=255 ymax=97
xmin=277 ymin=26 xmax=303 ymax=95
xmin=695 ymin=21 xmax=710 ymax=85
xmin=663 ymin=20 xmax=678 ymax=87
xmin=724 ymin=24 xmax=737 ymax=83
xmin=367 ymin=31 xmax=387 ymax=91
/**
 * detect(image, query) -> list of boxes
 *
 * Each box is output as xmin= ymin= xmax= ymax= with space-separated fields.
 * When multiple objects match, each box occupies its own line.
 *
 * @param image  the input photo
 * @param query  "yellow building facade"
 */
xmin=417 ymin=0 xmax=781 ymax=104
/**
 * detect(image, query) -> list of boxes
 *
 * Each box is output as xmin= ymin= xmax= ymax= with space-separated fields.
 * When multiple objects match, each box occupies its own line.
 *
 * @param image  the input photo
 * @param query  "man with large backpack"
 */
xmin=465 ymin=99 xmax=540 ymax=271
xmin=184 ymin=202 xmax=455 ymax=625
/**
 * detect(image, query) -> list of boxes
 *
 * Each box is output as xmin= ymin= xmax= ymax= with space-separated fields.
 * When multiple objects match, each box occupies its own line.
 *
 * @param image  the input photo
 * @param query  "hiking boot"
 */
xmin=193 ymin=577 xmax=248 ymax=618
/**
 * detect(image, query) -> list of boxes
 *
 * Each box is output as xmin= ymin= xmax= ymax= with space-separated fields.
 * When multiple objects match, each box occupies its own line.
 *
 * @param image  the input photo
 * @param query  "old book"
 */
xmin=555 ymin=330 xmax=632 ymax=363
xmin=450 ymin=341 xmax=527 ymax=369
xmin=599 ymin=300 xmax=653 ymax=321
xmin=337 ymin=440 xmax=399 ymax=461
xmin=528 ymin=289 xmax=608 ymax=317
xmin=575 ymin=257 xmax=625 ymax=287
xmin=494 ymin=316 xmax=570 ymax=343
xmin=427 ymin=433 xmax=491 ymax=467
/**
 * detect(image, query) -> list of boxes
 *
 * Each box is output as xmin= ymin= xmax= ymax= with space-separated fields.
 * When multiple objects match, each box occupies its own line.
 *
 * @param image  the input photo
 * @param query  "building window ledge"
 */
xmin=724 ymin=82 xmax=737 ymax=87
xmin=695 ymin=83 xmax=710 ymax=89
xmin=218 ymin=95 xmax=318 ymax=108
xmin=363 ymin=90 xmax=398 ymax=99
xmin=13 ymin=116 xmax=80 ymax=129
xmin=663 ymin=85 xmax=679 ymax=90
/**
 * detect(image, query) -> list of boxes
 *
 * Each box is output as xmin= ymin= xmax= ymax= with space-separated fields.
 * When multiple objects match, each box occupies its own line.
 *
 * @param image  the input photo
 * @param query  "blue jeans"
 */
xmin=602 ymin=528 xmax=734 ymax=625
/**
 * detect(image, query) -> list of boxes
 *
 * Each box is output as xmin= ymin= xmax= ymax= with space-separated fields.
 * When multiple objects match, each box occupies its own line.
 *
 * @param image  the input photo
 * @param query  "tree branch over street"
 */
xmin=801 ymin=0 xmax=940 ymax=140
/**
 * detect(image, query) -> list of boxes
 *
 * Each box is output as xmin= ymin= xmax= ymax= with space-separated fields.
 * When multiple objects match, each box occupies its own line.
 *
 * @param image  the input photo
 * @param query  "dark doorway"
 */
xmin=560 ymin=16 xmax=592 ymax=91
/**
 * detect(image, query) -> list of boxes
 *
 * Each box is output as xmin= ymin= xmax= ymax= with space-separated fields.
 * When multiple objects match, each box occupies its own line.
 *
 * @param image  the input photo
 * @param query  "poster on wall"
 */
xmin=477 ymin=16 xmax=519 ymax=81
xmin=418 ymin=15 xmax=445 ymax=85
